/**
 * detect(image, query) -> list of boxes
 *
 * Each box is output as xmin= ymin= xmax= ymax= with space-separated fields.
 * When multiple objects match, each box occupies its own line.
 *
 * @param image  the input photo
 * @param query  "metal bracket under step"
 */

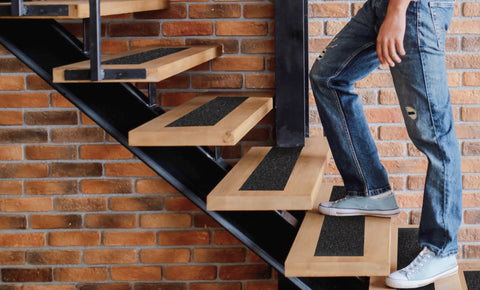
xmin=0 ymin=0 xmax=69 ymax=17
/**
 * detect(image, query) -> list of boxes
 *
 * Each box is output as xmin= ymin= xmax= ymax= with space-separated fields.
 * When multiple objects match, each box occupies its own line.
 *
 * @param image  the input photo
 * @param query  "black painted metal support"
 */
xmin=274 ymin=0 xmax=309 ymax=147
xmin=88 ymin=0 xmax=103 ymax=81
xmin=10 ymin=0 xmax=23 ymax=16
xmin=148 ymin=82 xmax=157 ymax=107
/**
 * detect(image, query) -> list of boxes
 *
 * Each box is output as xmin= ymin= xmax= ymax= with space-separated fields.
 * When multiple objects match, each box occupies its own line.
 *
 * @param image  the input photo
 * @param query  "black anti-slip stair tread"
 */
xmin=240 ymin=146 xmax=303 ymax=191
xmin=464 ymin=271 xmax=480 ymax=289
xmin=166 ymin=96 xmax=248 ymax=127
xmin=315 ymin=215 xmax=365 ymax=257
xmin=102 ymin=47 xmax=188 ymax=65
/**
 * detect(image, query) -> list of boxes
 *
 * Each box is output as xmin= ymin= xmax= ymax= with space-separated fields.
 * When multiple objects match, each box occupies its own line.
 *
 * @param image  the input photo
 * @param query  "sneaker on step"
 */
xmin=317 ymin=191 xmax=400 ymax=217
xmin=385 ymin=247 xmax=458 ymax=289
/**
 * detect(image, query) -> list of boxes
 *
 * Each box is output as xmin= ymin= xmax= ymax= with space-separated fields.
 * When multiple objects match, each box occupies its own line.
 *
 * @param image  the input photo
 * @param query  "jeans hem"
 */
xmin=420 ymin=243 xmax=458 ymax=257
xmin=346 ymin=185 xmax=392 ymax=197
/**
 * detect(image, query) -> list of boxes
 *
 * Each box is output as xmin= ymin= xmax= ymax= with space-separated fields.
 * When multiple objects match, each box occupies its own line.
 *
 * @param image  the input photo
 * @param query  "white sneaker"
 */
xmin=385 ymin=247 xmax=458 ymax=289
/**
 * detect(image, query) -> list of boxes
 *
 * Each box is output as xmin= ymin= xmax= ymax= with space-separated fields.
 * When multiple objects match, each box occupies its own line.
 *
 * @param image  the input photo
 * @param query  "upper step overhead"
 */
xmin=0 ymin=0 xmax=168 ymax=18
xmin=53 ymin=45 xmax=222 ymax=83
xmin=129 ymin=92 xmax=273 ymax=147
xmin=207 ymin=136 xmax=330 ymax=211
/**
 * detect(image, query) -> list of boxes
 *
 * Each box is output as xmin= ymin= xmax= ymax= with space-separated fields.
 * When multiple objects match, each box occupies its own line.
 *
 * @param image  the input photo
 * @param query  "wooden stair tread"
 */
xmin=206 ymin=136 xmax=330 ymax=211
xmin=284 ymin=184 xmax=392 ymax=277
xmin=52 ymin=45 xmax=222 ymax=83
xmin=369 ymin=225 xmax=463 ymax=289
xmin=129 ymin=92 xmax=273 ymax=146
xmin=0 ymin=0 xmax=168 ymax=19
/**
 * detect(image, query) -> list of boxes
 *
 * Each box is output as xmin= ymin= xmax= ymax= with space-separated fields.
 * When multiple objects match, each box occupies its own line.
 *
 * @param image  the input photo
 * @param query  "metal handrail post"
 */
xmin=89 ymin=0 xmax=103 ymax=81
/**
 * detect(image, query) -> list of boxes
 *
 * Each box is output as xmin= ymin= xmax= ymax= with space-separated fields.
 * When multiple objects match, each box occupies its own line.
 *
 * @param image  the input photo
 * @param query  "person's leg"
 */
xmin=386 ymin=0 xmax=461 ymax=287
xmin=310 ymin=0 xmax=393 ymax=198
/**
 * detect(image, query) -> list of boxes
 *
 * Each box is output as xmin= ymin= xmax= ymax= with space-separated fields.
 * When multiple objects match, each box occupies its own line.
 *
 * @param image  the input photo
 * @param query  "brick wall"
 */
xmin=309 ymin=0 xmax=480 ymax=259
xmin=0 ymin=0 xmax=478 ymax=288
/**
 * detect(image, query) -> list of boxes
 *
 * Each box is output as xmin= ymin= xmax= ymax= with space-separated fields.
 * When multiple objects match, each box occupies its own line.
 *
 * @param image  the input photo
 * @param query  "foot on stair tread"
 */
xmin=318 ymin=191 xmax=400 ymax=217
xmin=385 ymin=247 xmax=458 ymax=289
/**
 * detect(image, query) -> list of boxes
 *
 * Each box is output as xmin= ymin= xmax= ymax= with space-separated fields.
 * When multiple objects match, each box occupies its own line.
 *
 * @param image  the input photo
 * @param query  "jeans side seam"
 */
xmin=326 ymin=42 xmax=375 ymax=197
xmin=418 ymin=14 xmax=450 ymax=251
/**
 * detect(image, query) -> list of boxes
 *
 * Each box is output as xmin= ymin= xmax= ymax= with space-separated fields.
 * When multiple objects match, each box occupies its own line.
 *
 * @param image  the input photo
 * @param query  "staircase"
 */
xmin=1 ymin=1 xmax=477 ymax=289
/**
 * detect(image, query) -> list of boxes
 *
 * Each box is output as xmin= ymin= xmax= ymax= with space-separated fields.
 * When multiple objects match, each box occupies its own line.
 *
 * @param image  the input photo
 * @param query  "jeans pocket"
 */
xmin=429 ymin=1 xmax=455 ymax=50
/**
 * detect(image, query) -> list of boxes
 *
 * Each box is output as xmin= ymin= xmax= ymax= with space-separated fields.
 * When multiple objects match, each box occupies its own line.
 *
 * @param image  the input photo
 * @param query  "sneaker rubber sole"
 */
xmin=385 ymin=266 xmax=458 ymax=289
xmin=318 ymin=205 xmax=400 ymax=217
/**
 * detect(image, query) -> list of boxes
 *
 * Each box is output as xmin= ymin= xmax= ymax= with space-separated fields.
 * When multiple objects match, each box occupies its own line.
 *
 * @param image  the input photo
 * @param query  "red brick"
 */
xmin=165 ymin=196 xmax=200 ymax=211
xmin=27 ymin=250 xmax=81 ymax=265
xmin=109 ymin=22 xmax=160 ymax=37
xmin=213 ymin=230 xmax=242 ymax=245
xmin=463 ymin=141 xmax=480 ymax=156
xmin=464 ymin=192 xmax=480 ymax=208
xmin=103 ymin=231 xmax=155 ymax=246
xmin=134 ymin=3 xmax=187 ymax=19
xmin=462 ymin=36 xmax=480 ymax=51
xmin=0 ymin=58 xmax=31 ymax=73
xmin=1 ymin=268 xmax=52 ymax=282
xmin=459 ymin=227 xmax=480 ymax=242
xmin=216 ymin=21 xmax=267 ymax=36
xmin=192 ymin=73 xmax=243 ymax=89
xmin=244 ymin=4 xmax=274 ymax=18
xmin=51 ymin=127 xmax=105 ymax=143
xmin=56 ymin=267 xmax=108 ymax=282
xmin=446 ymin=53 xmax=480 ymax=69
xmin=26 ymin=145 xmax=77 ymax=160
xmin=136 ymin=178 xmax=178 ymax=194
xmin=193 ymin=248 xmax=245 ymax=263
xmin=0 ymin=76 xmax=25 ymax=91
xmin=464 ymin=72 xmax=480 ymax=86
xmin=463 ymin=175 xmax=480 ymax=190
xmin=364 ymin=107 xmax=403 ymax=123
xmin=163 ymin=21 xmax=213 ymax=36
xmin=449 ymin=19 xmax=480 ymax=34
xmin=462 ymin=107 xmax=480 ymax=121
xmin=0 ymin=197 xmax=53 ymax=212
xmin=309 ymin=3 xmax=350 ymax=18
xmin=164 ymin=265 xmax=216 ymax=280
xmin=245 ymin=73 xmax=275 ymax=89
xmin=49 ymin=231 xmax=100 ymax=247
xmin=51 ymin=163 xmax=102 ymax=178
xmin=80 ymin=144 xmax=132 ymax=160
xmin=451 ymin=90 xmax=480 ymax=104
xmin=81 ymin=179 xmax=133 ymax=194
xmin=0 ymin=250 xmax=25 ymax=265
xmin=0 ymin=128 xmax=48 ymax=144
xmin=52 ymin=93 xmax=75 ymax=108
xmin=456 ymin=124 xmax=480 ymax=139
xmin=55 ymin=196 xmax=107 ymax=212
xmin=111 ymin=266 xmax=162 ymax=281
xmin=85 ymin=214 xmax=137 ymax=229
xmin=158 ymin=230 xmax=210 ymax=246
xmin=0 ymin=215 xmax=26 ymax=229
xmin=465 ymin=209 xmax=480 ymax=224
xmin=105 ymin=162 xmax=156 ymax=177
xmin=110 ymin=196 xmax=163 ymax=211
xmin=0 ymin=92 xmax=49 ymax=108
xmin=0 ymin=233 xmax=45 ymax=247
xmin=0 ymin=111 xmax=23 ymax=125
xmin=23 ymin=285 xmax=75 ymax=290
xmin=212 ymin=56 xmax=264 ymax=71
xmin=219 ymin=264 xmax=271 ymax=280
xmin=101 ymin=39 xmax=129 ymax=54
xmin=26 ymin=75 xmax=52 ymax=90
xmin=325 ymin=20 xmax=348 ymax=35
xmin=0 ymin=180 xmax=23 ymax=195
xmin=189 ymin=4 xmax=241 ymax=18
xmin=0 ymin=145 xmax=22 ymax=160
xmin=186 ymin=38 xmax=239 ymax=54
xmin=379 ymin=126 xmax=409 ymax=140
xmin=141 ymin=213 xmax=191 ymax=228
xmin=84 ymin=249 xmax=137 ymax=264
xmin=30 ymin=214 xmax=82 ymax=229
xmin=76 ymin=283 xmax=131 ymax=290
xmin=140 ymin=249 xmax=190 ymax=264
xmin=376 ymin=142 xmax=406 ymax=157
xmin=26 ymin=180 xmax=78 ymax=195
xmin=194 ymin=213 xmax=221 ymax=228
xmin=25 ymin=111 xmax=78 ymax=125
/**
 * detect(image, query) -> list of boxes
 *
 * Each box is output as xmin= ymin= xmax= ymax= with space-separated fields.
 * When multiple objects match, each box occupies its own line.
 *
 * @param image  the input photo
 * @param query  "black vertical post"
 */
xmin=274 ymin=0 xmax=309 ymax=147
xmin=11 ymin=0 xmax=24 ymax=16
xmin=89 ymin=0 xmax=103 ymax=81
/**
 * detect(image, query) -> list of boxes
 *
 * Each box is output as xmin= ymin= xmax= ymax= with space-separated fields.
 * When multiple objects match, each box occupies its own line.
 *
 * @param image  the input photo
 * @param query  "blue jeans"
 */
xmin=310 ymin=0 xmax=462 ymax=256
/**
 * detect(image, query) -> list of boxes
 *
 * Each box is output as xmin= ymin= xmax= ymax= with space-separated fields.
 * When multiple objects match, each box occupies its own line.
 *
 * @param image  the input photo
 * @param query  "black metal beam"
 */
xmin=274 ymin=0 xmax=309 ymax=147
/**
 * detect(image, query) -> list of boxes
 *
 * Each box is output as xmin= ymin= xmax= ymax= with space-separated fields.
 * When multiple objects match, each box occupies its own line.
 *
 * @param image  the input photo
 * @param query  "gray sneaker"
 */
xmin=385 ymin=247 xmax=458 ymax=289
xmin=318 ymin=191 xmax=400 ymax=217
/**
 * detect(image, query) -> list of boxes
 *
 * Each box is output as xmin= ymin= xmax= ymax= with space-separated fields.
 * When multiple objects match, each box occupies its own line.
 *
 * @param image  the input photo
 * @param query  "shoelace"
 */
xmin=403 ymin=248 xmax=434 ymax=277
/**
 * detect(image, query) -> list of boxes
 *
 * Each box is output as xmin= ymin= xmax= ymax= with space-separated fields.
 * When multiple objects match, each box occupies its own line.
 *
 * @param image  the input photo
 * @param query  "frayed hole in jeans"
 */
xmin=406 ymin=106 xmax=417 ymax=120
